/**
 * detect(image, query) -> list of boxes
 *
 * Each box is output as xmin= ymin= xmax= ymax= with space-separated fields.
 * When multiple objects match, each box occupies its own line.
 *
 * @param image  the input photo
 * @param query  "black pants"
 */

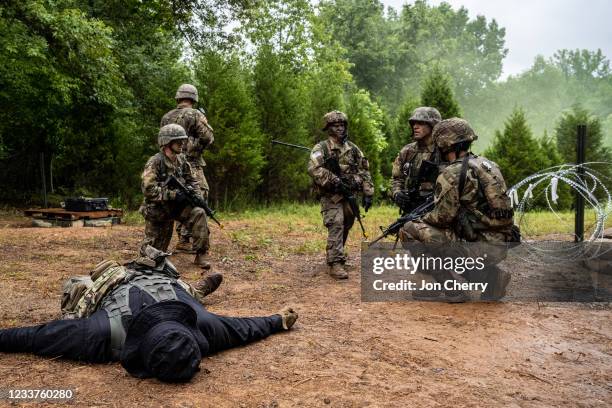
xmin=0 ymin=284 xmax=283 ymax=363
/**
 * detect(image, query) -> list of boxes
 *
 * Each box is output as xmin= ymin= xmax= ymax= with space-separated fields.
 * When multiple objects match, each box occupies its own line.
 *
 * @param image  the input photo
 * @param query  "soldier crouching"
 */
xmin=400 ymin=118 xmax=519 ymax=301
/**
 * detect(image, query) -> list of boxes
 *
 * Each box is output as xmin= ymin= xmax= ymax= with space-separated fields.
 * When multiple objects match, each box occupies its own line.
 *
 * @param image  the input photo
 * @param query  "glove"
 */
xmin=394 ymin=191 xmax=411 ymax=209
xmin=362 ymin=196 xmax=373 ymax=212
xmin=332 ymin=178 xmax=352 ymax=196
xmin=174 ymin=190 xmax=189 ymax=207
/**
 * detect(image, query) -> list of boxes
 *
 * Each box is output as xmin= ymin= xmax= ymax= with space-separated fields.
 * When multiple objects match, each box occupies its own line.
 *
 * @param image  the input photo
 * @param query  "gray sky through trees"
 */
xmin=381 ymin=0 xmax=612 ymax=79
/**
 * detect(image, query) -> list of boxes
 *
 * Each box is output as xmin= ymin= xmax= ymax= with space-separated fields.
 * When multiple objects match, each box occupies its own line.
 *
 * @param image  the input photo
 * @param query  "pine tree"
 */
xmin=484 ymin=107 xmax=551 ymax=189
xmin=195 ymin=52 xmax=266 ymax=209
xmin=555 ymin=105 xmax=612 ymax=165
xmin=345 ymin=89 xmax=387 ymax=190
xmin=420 ymin=66 xmax=462 ymax=119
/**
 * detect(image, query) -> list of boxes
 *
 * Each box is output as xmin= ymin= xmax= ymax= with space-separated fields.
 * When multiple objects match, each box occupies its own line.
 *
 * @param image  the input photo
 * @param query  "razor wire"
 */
xmin=507 ymin=162 xmax=612 ymax=263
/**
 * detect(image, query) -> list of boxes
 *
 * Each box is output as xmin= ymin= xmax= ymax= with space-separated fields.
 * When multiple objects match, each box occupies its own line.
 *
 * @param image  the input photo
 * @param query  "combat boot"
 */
xmin=480 ymin=268 xmax=511 ymax=301
xmin=194 ymin=253 xmax=212 ymax=270
xmin=195 ymin=273 xmax=223 ymax=298
xmin=175 ymin=237 xmax=195 ymax=253
xmin=443 ymin=290 xmax=470 ymax=303
xmin=278 ymin=306 xmax=298 ymax=330
xmin=328 ymin=263 xmax=348 ymax=280
xmin=412 ymin=289 xmax=443 ymax=301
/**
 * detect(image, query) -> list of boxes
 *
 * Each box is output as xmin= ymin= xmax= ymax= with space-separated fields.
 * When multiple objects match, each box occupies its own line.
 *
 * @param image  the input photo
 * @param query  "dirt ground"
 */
xmin=0 ymin=214 xmax=610 ymax=408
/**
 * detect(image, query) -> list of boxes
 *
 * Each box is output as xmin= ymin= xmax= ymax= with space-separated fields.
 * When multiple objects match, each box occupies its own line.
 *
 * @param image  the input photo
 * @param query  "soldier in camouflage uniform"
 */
xmin=161 ymin=84 xmax=214 ymax=254
xmin=308 ymin=111 xmax=374 ymax=279
xmin=400 ymin=118 xmax=516 ymax=244
xmin=139 ymin=124 xmax=211 ymax=269
xmin=400 ymin=118 xmax=517 ymax=301
xmin=391 ymin=107 xmax=442 ymax=212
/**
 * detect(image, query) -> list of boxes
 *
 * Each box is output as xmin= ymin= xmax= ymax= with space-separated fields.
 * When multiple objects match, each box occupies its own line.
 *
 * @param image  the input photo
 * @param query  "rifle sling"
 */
xmin=457 ymin=154 xmax=470 ymax=197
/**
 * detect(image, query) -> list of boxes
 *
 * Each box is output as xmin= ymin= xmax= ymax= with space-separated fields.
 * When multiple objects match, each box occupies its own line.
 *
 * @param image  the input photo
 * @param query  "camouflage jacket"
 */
xmin=422 ymin=155 xmax=513 ymax=238
xmin=307 ymin=138 xmax=374 ymax=202
xmin=141 ymin=152 xmax=200 ymax=207
xmin=391 ymin=140 xmax=437 ymax=198
xmin=160 ymin=103 xmax=214 ymax=167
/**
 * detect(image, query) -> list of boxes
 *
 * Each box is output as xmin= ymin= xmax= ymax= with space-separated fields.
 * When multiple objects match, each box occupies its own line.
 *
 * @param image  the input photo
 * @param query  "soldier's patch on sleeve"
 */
xmin=311 ymin=150 xmax=323 ymax=162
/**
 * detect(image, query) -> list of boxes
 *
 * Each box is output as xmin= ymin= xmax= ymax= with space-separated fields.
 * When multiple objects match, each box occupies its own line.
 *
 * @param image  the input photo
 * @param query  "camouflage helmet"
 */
xmin=433 ymin=118 xmax=478 ymax=152
xmin=322 ymin=110 xmax=348 ymax=130
xmin=175 ymin=83 xmax=198 ymax=102
xmin=409 ymin=107 xmax=442 ymax=127
xmin=158 ymin=124 xmax=188 ymax=148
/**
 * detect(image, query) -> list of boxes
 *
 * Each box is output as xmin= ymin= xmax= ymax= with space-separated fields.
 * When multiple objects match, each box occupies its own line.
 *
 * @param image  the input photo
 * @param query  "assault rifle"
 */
xmin=166 ymin=175 xmax=223 ymax=228
xmin=368 ymin=193 xmax=435 ymax=247
xmin=271 ymin=139 xmax=368 ymax=239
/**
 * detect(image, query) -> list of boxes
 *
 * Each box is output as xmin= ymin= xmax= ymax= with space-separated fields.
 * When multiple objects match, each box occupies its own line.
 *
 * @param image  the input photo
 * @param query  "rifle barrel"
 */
xmin=271 ymin=140 xmax=312 ymax=152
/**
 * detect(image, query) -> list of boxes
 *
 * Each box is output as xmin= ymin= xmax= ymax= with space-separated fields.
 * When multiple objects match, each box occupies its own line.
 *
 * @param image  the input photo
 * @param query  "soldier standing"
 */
xmin=400 ymin=118 xmax=518 ymax=301
xmin=391 ymin=107 xmax=442 ymax=213
xmin=140 ymin=124 xmax=211 ymax=269
xmin=161 ymin=84 xmax=214 ymax=254
xmin=308 ymin=111 xmax=374 ymax=280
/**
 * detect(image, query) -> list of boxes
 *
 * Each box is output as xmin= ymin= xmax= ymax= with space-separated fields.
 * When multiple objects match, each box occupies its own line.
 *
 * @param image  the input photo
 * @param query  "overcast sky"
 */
xmin=381 ymin=0 xmax=612 ymax=78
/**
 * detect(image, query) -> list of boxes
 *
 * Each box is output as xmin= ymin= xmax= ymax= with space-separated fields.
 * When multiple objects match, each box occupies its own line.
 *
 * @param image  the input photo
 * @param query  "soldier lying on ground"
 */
xmin=0 ymin=246 xmax=298 ymax=382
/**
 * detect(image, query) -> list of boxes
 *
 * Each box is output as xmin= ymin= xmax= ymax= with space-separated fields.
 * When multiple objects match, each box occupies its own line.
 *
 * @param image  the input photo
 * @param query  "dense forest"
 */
xmin=1 ymin=0 xmax=610 ymax=208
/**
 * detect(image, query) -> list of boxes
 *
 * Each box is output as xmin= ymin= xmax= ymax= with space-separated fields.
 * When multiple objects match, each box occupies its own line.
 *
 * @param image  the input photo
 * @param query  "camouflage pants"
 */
xmin=399 ymin=220 xmax=457 ymax=243
xmin=141 ymin=205 xmax=209 ymax=255
xmin=320 ymin=196 xmax=354 ymax=265
xmin=401 ymin=220 xmax=512 ymax=244
xmin=177 ymin=163 xmax=210 ymax=244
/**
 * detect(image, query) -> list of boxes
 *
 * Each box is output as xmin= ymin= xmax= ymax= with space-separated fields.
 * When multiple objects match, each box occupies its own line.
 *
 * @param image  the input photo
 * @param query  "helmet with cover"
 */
xmin=158 ymin=124 xmax=188 ymax=148
xmin=433 ymin=118 xmax=478 ymax=153
xmin=409 ymin=107 xmax=442 ymax=127
xmin=322 ymin=111 xmax=348 ymax=131
xmin=175 ymin=84 xmax=198 ymax=103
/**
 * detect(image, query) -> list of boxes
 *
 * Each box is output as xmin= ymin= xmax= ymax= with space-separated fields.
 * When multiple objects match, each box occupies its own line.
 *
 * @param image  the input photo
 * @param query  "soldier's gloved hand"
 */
xmin=362 ymin=196 xmax=373 ymax=212
xmin=174 ymin=190 xmax=189 ymax=207
xmin=394 ymin=191 xmax=411 ymax=208
xmin=332 ymin=178 xmax=352 ymax=196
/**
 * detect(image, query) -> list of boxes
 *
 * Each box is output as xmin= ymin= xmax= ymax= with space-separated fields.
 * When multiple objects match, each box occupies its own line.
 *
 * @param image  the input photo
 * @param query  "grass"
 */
xmin=69 ymin=204 xmax=612 ymax=238
xmin=517 ymin=209 xmax=612 ymax=237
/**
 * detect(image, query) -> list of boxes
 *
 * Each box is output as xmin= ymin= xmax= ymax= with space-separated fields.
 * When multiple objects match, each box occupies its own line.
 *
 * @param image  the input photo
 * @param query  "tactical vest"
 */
xmin=161 ymin=107 xmax=208 ymax=164
xmin=154 ymin=152 xmax=185 ymax=184
xmin=457 ymin=155 xmax=514 ymax=233
xmin=61 ymin=260 xmax=127 ymax=319
xmin=61 ymin=259 xmax=201 ymax=358
xmin=316 ymin=139 xmax=362 ymax=193
xmin=99 ymin=273 xmax=180 ymax=360
xmin=401 ymin=145 xmax=439 ymax=192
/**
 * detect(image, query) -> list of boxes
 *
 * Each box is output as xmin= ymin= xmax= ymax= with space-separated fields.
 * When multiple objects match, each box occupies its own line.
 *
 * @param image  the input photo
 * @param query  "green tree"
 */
xmin=318 ymin=0 xmax=402 ymax=107
xmin=463 ymin=50 xmax=612 ymax=149
xmin=345 ymin=89 xmax=387 ymax=191
xmin=380 ymin=95 xmax=420 ymax=181
xmin=0 ymin=0 xmax=126 ymax=202
xmin=420 ymin=66 xmax=462 ymax=119
xmin=195 ymin=52 xmax=265 ymax=209
xmin=304 ymin=13 xmax=353 ymax=144
xmin=484 ymin=107 xmax=552 ymax=188
xmin=555 ymin=105 xmax=612 ymax=166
